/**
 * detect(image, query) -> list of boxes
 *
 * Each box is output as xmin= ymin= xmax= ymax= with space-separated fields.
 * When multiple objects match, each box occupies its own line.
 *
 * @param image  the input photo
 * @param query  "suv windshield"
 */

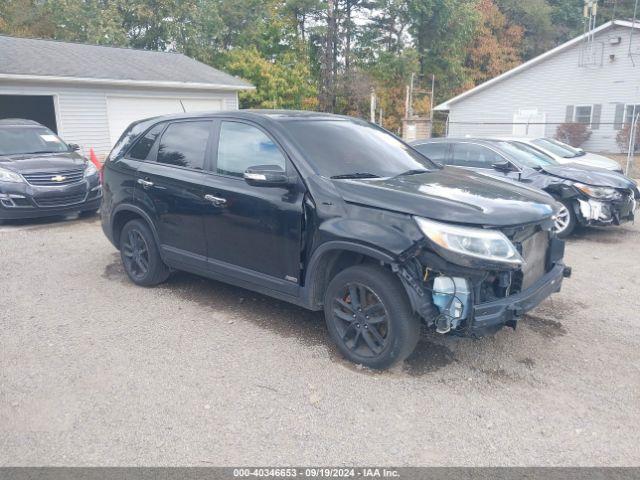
xmin=532 ymin=138 xmax=581 ymax=158
xmin=284 ymin=119 xmax=436 ymax=178
xmin=494 ymin=141 xmax=558 ymax=168
xmin=0 ymin=126 xmax=70 ymax=156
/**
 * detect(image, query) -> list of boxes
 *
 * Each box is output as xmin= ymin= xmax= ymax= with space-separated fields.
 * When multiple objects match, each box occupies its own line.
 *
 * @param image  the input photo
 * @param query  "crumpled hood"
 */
xmin=0 ymin=151 xmax=85 ymax=173
xmin=331 ymin=166 xmax=557 ymax=227
xmin=540 ymin=164 xmax=637 ymax=189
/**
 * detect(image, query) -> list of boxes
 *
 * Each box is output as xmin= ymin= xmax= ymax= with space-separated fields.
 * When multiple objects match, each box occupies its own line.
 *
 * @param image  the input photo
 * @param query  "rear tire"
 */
xmin=324 ymin=264 xmax=420 ymax=369
xmin=554 ymin=201 xmax=577 ymax=239
xmin=120 ymin=219 xmax=170 ymax=286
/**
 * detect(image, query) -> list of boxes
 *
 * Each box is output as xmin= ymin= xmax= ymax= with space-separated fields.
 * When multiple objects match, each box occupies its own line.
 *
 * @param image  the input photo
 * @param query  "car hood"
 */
xmin=540 ymin=164 xmax=636 ymax=189
xmin=331 ymin=167 xmax=557 ymax=227
xmin=0 ymin=151 xmax=85 ymax=173
xmin=557 ymin=153 xmax=620 ymax=171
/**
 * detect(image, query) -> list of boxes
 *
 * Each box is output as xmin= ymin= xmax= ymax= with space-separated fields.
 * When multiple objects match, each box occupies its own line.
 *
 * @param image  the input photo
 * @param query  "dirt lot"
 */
xmin=0 ymin=215 xmax=639 ymax=466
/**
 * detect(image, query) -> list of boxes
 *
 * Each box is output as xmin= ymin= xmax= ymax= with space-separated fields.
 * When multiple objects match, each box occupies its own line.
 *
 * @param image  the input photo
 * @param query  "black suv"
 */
xmin=102 ymin=111 xmax=570 ymax=369
xmin=0 ymin=119 xmax=102 ymax=223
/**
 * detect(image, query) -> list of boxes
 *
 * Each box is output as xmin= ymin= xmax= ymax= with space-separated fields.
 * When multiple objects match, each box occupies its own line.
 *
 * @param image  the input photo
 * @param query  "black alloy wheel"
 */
xmin=119 ymin=219 xmax=170 ymax=286
xmin=324 ymin=264 xmax=420 ymax=369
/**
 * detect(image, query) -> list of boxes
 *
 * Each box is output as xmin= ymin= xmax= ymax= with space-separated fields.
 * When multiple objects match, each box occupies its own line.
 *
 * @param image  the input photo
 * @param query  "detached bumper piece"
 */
xmin=470 ymin=263 xmax=568 ymax=336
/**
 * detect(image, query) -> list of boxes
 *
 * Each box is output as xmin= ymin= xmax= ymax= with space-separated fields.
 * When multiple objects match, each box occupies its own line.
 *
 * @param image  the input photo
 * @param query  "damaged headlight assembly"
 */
xmin=414 ymin=216 xmax=524 ymax=268
xmin=573 ymin=182 xmax=620 ymax=200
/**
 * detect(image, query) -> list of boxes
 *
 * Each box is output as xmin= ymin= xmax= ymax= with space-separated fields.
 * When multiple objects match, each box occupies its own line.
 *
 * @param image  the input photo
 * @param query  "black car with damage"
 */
xmin=101 ymin=111 xmax=570 ymax=369
xmin=0 ymin=119 xmax=102 ymax=223
xmin=411 ymin=137 xmax=639 ymax=238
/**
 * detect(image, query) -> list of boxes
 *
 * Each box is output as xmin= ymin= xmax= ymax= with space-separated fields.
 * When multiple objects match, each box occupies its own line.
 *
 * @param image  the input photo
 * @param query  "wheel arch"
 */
xmin=303 ymin=241 xmax=397 ymax=309
xmin=111 ymin=204 xmax=161 ymax=251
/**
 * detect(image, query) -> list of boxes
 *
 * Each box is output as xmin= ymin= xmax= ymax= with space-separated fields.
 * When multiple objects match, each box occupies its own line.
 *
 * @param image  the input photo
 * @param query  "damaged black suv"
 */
xmin=101 ymin=111 xmax=570 ymax=369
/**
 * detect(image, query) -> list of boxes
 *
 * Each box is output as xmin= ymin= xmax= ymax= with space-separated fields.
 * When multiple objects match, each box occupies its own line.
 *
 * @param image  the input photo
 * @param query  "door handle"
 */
xmin=137 ymin=178 xmax=154 ymax=189
xmin=204 ymin=194 xmax=227 ymax=206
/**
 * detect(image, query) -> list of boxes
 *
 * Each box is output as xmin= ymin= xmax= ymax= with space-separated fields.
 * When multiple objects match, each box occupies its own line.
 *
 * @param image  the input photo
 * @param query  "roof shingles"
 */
xmin=0 ymin=35 xmax=252 ymax=89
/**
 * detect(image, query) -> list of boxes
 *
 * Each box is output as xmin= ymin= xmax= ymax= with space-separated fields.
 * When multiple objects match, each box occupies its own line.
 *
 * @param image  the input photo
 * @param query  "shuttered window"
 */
xmin=574 ymin=105 xmax=593 ymax=125
xmin=625 ymin=105 xmax=640 ymax=126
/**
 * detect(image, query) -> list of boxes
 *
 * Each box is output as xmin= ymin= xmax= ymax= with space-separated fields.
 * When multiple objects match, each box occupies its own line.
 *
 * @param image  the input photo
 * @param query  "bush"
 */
xmin=616 ymin=123 xmax=640 ymax=154
xmin=555 ymin=122 xmax=592 ymax=147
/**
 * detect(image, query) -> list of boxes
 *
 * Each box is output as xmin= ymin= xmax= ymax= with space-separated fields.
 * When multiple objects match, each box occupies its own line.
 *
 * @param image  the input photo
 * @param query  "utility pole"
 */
xmin=408 ymin=72 xmax=415 ymax=118
xmin=429 ymin=74 xmax=435 ymax=138
xmin=370 ymin=88 xmax=376 ymax=123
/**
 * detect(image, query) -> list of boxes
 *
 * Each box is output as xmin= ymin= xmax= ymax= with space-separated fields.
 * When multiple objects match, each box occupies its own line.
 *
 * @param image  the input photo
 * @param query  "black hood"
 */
xmin=331 ymin=166 xmax=557 ymax=227
xmin=0 ymin=151 xmax=86 ymax=173
xmin=540 ymin=163 xmax=636 ymax=190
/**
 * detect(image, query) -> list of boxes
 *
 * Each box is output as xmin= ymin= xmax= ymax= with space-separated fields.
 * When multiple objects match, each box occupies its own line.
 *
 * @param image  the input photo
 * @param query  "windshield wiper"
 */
xmin=330 ymin=173 xmax=381 ymax=179
xmin=24 ymin=150 xmax=60 ymax=155
xmin=393 ymin=168 xmax=430 ymax=178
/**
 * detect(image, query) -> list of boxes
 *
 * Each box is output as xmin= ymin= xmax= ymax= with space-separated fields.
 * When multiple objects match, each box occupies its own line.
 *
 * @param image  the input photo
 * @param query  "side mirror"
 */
xmin=68 ymin=143 xmax=80 ymax=152
xmin=243 ymin=165 xmax=289 ymax=187
xmin=492 ymin=161 xmax=513 ymax=172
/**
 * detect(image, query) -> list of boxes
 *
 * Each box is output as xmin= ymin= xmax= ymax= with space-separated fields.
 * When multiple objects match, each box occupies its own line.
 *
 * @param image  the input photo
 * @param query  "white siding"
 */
xmin=446 ymin=26 xmax=640 ymax=153
xmin=0 ymin=82 xmax=240 ymax=160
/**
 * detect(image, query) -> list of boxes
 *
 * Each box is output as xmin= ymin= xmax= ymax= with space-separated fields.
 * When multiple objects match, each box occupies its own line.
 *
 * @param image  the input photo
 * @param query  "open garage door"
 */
xmin=0 ymin=95 xmax=58 ymax=133
xmin=106 ymin=96 xmax=223 ymax=146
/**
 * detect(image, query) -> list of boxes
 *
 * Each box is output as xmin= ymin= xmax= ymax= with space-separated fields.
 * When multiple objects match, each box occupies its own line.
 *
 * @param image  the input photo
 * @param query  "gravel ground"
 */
xmin=0 ymin=215 xmax=639 ymax=466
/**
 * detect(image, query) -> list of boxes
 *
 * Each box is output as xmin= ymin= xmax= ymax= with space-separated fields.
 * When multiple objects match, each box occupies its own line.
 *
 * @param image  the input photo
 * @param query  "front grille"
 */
xmin=22 ymin=168 xmax=85 ymax=186
xmin=34 ymin=192 xmax=86 ymax=207
xmin=519 ymin=231 xmax=549 ymax=290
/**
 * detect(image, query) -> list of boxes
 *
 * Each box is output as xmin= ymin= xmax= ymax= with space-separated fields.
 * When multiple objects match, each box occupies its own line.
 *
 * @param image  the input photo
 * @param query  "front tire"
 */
xmin=554 ymin=201 xmax=577 ymax=238
xmin=120 ymin=219 xmax=170 ymax=286
xmin=324 ymin=264 xmax=420 ymax=369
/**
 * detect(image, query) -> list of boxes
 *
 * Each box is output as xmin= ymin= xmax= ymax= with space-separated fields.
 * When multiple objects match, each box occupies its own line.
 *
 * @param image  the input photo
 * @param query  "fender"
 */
xmin=302 ymin=240 xmax=397 ymax=308
xmin=110 ymin=203 xmax=164 ymax=259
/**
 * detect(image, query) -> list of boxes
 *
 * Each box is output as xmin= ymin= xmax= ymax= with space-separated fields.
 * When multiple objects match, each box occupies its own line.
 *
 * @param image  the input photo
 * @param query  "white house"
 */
xmin=0 ymin=35 xmax=253 ymax=159
xmin=435 ymin=20 xmax=640 ymax=153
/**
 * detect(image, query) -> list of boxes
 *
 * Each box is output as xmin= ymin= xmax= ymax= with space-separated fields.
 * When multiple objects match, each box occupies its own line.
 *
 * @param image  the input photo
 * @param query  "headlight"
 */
xmin=0 ymin=167 xmax=24 ymax=183
xmin=415 ymin=216 xmax=524 ymax=266
xmin=574 ymin=182 xmax=619 ymax=200
xmin=84 ymin=162 xmax=98 ymax=177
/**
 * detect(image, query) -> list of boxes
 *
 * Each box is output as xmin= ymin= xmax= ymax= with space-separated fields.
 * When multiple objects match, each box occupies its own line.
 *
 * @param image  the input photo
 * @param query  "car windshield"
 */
xmin=284 ymin=119 xmax=436 ymax=178
xmin=532 ymin=138 xmax=581 ymax=158
xmin=0 ymin=126 xmax=70 ymax=156
xmin=494 ymin=141 xmax=559 ymax=168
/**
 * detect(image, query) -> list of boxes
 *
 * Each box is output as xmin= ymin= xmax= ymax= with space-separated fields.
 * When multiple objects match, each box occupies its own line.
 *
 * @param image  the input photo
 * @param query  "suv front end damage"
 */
xmin=396 ymin=217 xmax=570 ymax=337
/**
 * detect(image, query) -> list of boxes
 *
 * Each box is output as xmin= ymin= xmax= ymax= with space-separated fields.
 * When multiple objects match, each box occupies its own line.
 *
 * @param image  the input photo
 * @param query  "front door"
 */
xmin=201 ymin=120 xmax=305 ymax=294
xmin=135 ymin=120 xmax=213 ymax=268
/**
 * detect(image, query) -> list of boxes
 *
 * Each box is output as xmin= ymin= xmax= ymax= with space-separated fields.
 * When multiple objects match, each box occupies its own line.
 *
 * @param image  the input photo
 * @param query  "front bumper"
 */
xmin=575 ymin=194 xmax=637 ymax=227
xmin=469 ymin=263 xmax=569 ymax=336
xmin=0 ymin=179 xmax=102 ymax=220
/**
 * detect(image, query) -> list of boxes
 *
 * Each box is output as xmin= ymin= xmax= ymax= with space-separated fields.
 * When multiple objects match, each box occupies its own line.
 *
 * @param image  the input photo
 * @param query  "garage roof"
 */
xmin=0 ymin=35 xmax=253 ymax=91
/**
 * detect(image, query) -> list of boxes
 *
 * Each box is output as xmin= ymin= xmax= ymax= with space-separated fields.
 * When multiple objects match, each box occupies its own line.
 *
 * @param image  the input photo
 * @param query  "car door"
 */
xmin=201 ymin=119 xmax=305 ymax=295
xmin=135 ymin=119 xmax=213 ymax=269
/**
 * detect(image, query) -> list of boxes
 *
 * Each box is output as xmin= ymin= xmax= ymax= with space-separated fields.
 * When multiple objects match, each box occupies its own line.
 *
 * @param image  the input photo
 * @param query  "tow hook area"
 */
xmin=563 ymin=266 xmax=572 ymax=278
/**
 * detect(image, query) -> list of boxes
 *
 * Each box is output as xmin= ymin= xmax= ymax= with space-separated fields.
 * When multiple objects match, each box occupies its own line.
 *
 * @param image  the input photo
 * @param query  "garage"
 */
xmin=0 ymin=35 xmax=253 ymax=160
xmin=0 ymin=94 xmax=58 ymax=133
xmin=106 ymin=96 xmax=223 ymax=145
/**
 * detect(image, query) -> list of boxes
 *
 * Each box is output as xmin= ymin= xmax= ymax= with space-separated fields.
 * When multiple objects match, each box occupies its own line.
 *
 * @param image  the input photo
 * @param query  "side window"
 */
xmin=127 ymin=123 xmax=165 ymax=160
xmin=452 ymin=143 xmax=503 ymax=168
xmin=217 ymin=121 xmax=286 ymax=177
xmin=156 ymin=121 xmax=211 ymax=169
xmin=414 ymin=143 xmax=448 ymax=164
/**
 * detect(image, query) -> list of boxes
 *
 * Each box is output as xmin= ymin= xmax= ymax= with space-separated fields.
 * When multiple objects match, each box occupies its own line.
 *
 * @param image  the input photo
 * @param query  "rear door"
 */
xmin=135 ymin=120 xmax=213 ymax=268
xmin=201 ymin=119 xmax=305 ymax=294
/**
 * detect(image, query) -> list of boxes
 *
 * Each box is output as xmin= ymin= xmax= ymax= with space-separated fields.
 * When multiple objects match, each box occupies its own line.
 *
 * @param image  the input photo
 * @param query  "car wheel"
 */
xmin=120 ymin=219 xmax=170 ymax=286
xmin=554 ymin=201 xmax=576 ymax=238
xmin=79 ymin=208 xmax=99 ymax=217
xmin=324 ymin=264 xmax=420 ymax=370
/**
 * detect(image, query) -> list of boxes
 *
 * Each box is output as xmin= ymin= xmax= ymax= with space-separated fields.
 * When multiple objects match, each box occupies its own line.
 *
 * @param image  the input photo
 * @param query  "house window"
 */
xmin=574 ymin=105 xmax=593 ymax=125
xmin=625 ymin=104 xmax=640 ymax=125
